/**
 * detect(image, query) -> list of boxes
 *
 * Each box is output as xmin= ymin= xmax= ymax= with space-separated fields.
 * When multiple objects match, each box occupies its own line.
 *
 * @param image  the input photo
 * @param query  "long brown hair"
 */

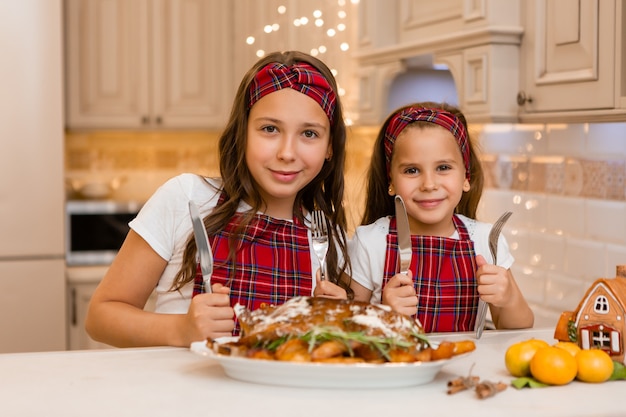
xmin=361 ymin=101 xmax=484 ymax=225
xmin=173 ymin=51 xmax=352 ymax=297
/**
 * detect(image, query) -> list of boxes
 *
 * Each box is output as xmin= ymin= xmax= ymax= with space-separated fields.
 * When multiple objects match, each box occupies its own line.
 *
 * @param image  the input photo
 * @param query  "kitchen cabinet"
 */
xmin=354 ymin=0 xmax=626 ymax=124
xmin=65 ymin=0 xmax=233 ymax=129
xmin=518 ymin=0 xmax=626 ymax=122
xmin=67 ymin=266 xmax=157 ymax=350
xmin=68 ymin=281 xmax=112 ymax=350
xmin=354 ymin=0 xmax=524 ymax=124
xmin=0 ymin=261 xmax=66 ymax=353
xmin=436 ymin=43 xmax=522 ymax=123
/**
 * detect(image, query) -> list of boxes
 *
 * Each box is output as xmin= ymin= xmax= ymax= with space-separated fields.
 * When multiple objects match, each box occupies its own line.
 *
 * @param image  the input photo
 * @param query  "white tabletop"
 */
xmin=0 ymin=328 xmax=622 ymax=417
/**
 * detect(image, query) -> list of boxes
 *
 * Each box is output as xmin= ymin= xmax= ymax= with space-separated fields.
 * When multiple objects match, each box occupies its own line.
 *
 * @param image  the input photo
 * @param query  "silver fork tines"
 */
xmin=488 ymin=211 xmax=513 ymax=264
xmin=475 ymin=211 xmax=513 ymax=339
xmin=311 ymin=209 xmax=329 ymax=281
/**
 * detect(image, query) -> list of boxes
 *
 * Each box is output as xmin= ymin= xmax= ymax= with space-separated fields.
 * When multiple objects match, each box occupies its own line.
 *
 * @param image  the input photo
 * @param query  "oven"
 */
xmin=65 ymin=199 xmax=144 ymax=350
xmin=65 ymin=200 xmax=142 ymax=266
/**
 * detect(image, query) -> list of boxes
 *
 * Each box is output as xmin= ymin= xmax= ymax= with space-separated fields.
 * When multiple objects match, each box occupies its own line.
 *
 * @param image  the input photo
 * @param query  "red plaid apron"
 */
xmin=383 ymin=215 xmax=478 ymax=332
xmin=192 ymin=210 xmax=312 ymax=336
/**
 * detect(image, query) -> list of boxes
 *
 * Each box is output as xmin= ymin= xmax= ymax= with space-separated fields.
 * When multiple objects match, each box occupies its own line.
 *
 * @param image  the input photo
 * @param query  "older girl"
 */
xmin=86 ymin=51 xmax=351 ymax=347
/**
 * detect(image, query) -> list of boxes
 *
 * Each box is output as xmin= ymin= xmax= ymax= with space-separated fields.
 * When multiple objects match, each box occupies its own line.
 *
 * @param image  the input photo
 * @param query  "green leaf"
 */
xmin=295 ymin=326 xmax=428 ymax=361
xmin=511 ymin=377 xmax=549 ymax=389
xmin=567 ymin=320 xmax=577 ymax=343
xmin=609 ymin=360 xmax=626 ymax=381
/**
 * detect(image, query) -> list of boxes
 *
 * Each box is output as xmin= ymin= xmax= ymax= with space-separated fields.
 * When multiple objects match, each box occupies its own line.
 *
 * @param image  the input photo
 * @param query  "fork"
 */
xmin=488 ymin=211 xmax=513 ymax=265
xmin=475 ymin=211 xmax=513 ymax=338
xmin=311 ymin=209 xmax=329 ymax=281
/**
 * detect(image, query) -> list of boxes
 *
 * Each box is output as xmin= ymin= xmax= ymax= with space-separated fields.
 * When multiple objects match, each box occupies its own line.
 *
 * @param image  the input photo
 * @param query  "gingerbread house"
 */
xmin=554 ymin=265 xmax=626 ymax=364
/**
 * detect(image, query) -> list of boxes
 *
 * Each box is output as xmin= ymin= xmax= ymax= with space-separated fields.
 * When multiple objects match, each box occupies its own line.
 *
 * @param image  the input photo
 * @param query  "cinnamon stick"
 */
xmin=475 ymin=381 xmax=507 ymax=399
xmin=447 ymin=375 xmax=479 ymax=394
xmin=447 ymin=384 xmax=470 ymax=395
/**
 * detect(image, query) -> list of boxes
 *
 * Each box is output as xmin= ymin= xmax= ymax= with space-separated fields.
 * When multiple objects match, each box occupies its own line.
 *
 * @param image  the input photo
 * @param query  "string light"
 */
xmin=243 ymin=1 xmax=357 ymax=125
xmin=244 ymin=2 xmax=351 ymax=59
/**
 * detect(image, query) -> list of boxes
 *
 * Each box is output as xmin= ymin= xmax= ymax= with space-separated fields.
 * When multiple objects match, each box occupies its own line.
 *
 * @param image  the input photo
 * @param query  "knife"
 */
xmin=188 ymin=201 xmax=213 ymax=294
xmin=394 ymin=195 xmax=412 ymax=275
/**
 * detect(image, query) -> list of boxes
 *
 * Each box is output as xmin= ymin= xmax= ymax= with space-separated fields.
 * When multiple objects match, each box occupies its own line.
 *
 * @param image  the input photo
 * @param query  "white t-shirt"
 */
xmin=129 ymin=173 xmax=322 ymax=314
xmin=348 ymin=214 xmax=514 ymax=304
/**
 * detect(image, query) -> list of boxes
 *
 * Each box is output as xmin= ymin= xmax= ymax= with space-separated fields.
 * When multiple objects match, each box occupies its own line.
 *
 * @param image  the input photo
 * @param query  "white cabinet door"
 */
xmin=519 ymin=0 xmax=617 ymax=114
xmin=68 ymin=280 xmax=156 ymax=350
xmin=0 ymin=260 xmax=66 ymax=353
xmin=68 ymin=281 xmax=113 ymax=350
xmin=398 ymin=0 xmax=464 ymax=44
xmin=65 ymin=0 xmax=233 ymax=129
xmin=436 ymin=43 xmax=521 ymax=123
xmin=151 ymin=0 xmax=233 ymax=128
xmin=65 ymin=0 xmax=151 ymax=128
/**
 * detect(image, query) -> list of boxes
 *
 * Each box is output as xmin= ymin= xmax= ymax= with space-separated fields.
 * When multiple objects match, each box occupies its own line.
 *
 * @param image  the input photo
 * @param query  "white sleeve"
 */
xmin=126 ymin=174 xmax=222 ymax=313
xmin=348 ymin=217 xmax=390 ymax=303
xmin=130 ymin=173 xmax=220 ymax=261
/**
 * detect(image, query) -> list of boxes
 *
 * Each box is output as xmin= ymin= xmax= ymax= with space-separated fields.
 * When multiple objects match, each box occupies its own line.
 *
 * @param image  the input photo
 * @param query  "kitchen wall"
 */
xmin=65 ymin=131 xmax=222 ymax=202
xmin=477 ymin=122 xmax=626 ymax=327
xmin=65 ymin=127 xmax=379 ymax=228
xmin=65 ymin=121 xmax=626 ymax=328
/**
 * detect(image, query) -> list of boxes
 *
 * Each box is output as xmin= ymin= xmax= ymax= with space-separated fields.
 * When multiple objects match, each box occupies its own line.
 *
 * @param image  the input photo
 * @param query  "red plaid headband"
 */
xmin=384 ymin=107 xmax=471 ymax=180
xmin=248 ymin=62 xmax=337 ymax=124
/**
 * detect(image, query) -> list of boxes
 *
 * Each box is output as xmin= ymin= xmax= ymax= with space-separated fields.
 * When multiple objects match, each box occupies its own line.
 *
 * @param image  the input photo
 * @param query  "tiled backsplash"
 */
xmin=477 ymin=122 xmax=626 ymax=328
xmin=66 ymin=121 xmax=626 ymax=328
xmin=65 ymin=131 xmax=222 ymax=202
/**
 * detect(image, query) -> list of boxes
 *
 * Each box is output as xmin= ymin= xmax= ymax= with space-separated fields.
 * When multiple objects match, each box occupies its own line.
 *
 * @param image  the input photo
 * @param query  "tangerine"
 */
xmin=554 ymin=341 xmax=581 ymax=357
xmin=504 ymin=339 xmax=550 ymax=377
xmin=530 ymin=346 xmax=577 ymax=385
xmin=575 ymin=349 xmax=614 ymax=383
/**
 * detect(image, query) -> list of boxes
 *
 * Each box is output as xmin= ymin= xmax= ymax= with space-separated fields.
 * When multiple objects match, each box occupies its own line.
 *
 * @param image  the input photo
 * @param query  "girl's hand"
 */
xmin=475 ymin=255 xmax=534 ymax=329
xmin=186 ymin=283 xmax=234 ymax=342
xmin=475 ymin=255 xmax=513 ymax=307
xmin=313 ymin=270 xmax=348 ymax=299
xmin=382 ymin=271 xmax=417 ymax=316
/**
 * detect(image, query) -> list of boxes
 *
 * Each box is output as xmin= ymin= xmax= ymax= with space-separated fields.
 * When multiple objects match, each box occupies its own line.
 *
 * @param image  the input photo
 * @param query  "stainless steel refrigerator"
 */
xmin=0 ymin=0 xmax=66 ymax=352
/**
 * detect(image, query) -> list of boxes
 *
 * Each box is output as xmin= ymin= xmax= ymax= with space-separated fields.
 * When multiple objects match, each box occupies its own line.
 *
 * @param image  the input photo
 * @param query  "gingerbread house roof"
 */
xmin=574 ymin=276 xmax=626 ymax=316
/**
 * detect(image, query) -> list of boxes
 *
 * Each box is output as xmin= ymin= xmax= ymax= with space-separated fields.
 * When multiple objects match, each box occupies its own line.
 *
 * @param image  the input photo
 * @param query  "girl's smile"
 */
xmin=270 ymin=169 xmax=300 ymax=183
xmin=389 ymin=124 xmax=470 ymax=236
xmin=246 ymin=88 xmax=331 ymax=219
xmin=415 ymin=198 xmax=445 ymax=210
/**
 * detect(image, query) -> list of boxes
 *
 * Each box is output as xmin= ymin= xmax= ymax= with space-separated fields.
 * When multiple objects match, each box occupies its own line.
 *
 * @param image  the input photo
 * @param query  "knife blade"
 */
xmin=394 ymin=195 xmax=412 ymax=275
xmin=188 ymin=201 xmax=213 ymax=294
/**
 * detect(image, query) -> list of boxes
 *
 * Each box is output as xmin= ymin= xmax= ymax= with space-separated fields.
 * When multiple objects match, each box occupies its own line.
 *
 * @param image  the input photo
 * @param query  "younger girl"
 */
xmin=86 ymin=51 xmax=351 ymax=347
xmin=349 ymin=102 xmax=533 ymax=332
